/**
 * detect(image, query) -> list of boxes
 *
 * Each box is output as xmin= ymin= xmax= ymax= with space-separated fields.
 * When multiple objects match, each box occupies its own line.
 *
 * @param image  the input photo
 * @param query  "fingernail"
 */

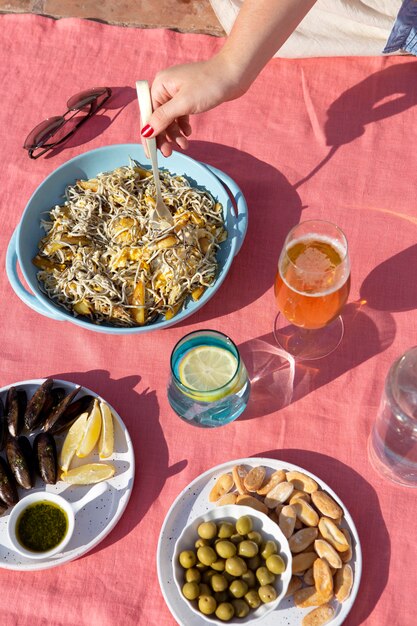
xmin=141 ymin=124 xmax=154 ymax=138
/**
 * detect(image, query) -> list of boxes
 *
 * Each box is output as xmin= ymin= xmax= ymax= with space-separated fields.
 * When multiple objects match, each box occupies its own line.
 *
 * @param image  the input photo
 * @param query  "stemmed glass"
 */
xmin=274 ymin=220 xmax=350 ymax=360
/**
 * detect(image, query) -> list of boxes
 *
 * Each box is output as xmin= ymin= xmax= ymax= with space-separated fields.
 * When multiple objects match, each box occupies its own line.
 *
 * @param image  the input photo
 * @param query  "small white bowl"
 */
xmin=7 ymin=482 xmax=109 ymax=560
xmin=173 ymin=505 xmax=292 ymax=624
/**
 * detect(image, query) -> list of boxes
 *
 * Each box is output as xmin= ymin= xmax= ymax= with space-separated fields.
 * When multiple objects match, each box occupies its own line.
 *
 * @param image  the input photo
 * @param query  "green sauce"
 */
xmin=16 ymin=501 xmax=68 ymax=552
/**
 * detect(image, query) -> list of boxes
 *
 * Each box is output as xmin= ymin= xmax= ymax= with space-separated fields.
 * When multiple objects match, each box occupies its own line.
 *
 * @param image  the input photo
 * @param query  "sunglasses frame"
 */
xmin=25 ymin=87 xmax=112 ymax=159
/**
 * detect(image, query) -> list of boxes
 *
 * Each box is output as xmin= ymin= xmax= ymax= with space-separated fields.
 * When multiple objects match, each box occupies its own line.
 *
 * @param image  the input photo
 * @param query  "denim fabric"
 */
xmin=384 ymin=0 xmax=417 ymax=54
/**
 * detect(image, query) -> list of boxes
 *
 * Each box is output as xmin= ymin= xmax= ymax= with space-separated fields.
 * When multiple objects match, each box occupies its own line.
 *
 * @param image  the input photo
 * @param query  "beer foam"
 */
xmin=279 ymin=235 xmax=350 ymax=297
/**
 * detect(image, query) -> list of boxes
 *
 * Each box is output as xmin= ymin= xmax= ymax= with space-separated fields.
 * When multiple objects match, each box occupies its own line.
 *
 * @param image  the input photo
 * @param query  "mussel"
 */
xmin=36 ymin=386 xmax=66 ymax=428
xmin=0 ymin=397 xmax=7 ymax=451
xmin=49 ymin=394 xmax=95 ymax=435
xmin=6 ymin=436 xmax=34 ymax=490
xmin=0 ymin=498 xmax=8 ymax=516
xmin=42 ymin=386 xmax=81 ymax=432
xmin=34 ymin=432 xmax=57 ymax=484
xmin=24 ymin=378 xmax=54 ymax=431
xmin=6 ymin=386 xmax=25 ymax=437
xmin=0 ymin=457 xmax=19 ymax=506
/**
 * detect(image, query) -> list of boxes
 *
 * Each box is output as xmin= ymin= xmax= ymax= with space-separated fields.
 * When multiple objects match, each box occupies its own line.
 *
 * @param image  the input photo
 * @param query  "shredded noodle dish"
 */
xmin=33 ymin=163 xmax=226 ymax=326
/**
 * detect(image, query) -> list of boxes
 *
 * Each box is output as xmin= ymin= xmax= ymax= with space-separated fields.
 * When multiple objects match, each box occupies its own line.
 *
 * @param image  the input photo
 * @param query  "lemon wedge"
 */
xmin=98 ymin=401 xmax=114 ymax=459
xmin=178 ymin=345 xmax=238 ymax=392
xmin=76 ymin=399 xmax=102 ymax=458
xmin=62 ymin=463 xmax=115 ymax=484
xmin=60 ymin=411 xmax=89 ymax=472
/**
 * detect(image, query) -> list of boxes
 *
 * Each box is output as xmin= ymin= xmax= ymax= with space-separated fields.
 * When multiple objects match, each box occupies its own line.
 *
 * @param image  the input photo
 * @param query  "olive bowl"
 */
xmin=7 ymin=481 xmax=108 ymax=560
xmin=172 ymin=505 xmax=292 ymax=624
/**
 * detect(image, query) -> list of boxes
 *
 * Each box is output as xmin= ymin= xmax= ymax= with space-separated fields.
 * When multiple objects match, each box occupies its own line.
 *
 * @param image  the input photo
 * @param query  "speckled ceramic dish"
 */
xmin=157 ymin=458 xmax=361 ymax=626
xmin=0 ymin=379 xmax=134 ymax=571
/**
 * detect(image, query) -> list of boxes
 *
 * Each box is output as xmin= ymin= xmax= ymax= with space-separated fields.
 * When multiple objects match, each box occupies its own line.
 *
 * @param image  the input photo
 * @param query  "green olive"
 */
xmin=214 ymin=590 xmax=229 ymax=603
xmin=241 ymin=569 xmax=256 ymax=588
xmin=232 ymin=598 xmax=250 ymax=618
xmin=258 ymin=584 xmax=277 ymax=603
xmin=266 ymin=554 xmax=285 ymax=575
xmin=256 ymin=566 xmax=275 ymax=586
xmin=198 ymin=595 xmax=217 ymax=615
xmin=195 ymin=537 xmax=211 ymax=549
xmin=198 ymin=583 xmax=212 ymax=597
xmin=198 ymin=521 xmax=218 ymax=540
xmin=218 ymin=522 xmax=235 ymax=539
xmin=244 ymin=589 xmax=261 ymax=609
xmin=211 ymin=558 xmax=226 ymax=572
xmin=182 ymin=582 xmax=200 ymax=600
xmin=225 ymin=556 xmax=248 ymax=577
xmin=236 ymin=515 xmax=253 ymax=536
xmin=230 ymin=533 xmax=244 ymax=544
xmin=211 ymin=574 xmax=228 ymax=592
xmin=197 ymin=546 xmax=217 ymax=566
xmin=247 ymin=555 xmax=262 ymax=570
xmin=238 ymin=540 xmax=259 ymax=558
xmin=202 ymin=569 xmax=216 ymax=584
xmin=185 ymin=568 xmax=201 ymax=584
xmin=196 ymin=562 xmax=208 ymax=572
xmin=261 ymin=540 xmax=278 ymax=560
xmin=179 ymin=550 xmax=197 ymax=569
xmin=215 ymin=602 xmax=235 ymax=621
xmin=215 ymin=540 xmax=237 ymax=559
xmin=229 ymin=579 xmax=248 ymax=598
xmin=247 ymin=530 xmax=263 ymax=545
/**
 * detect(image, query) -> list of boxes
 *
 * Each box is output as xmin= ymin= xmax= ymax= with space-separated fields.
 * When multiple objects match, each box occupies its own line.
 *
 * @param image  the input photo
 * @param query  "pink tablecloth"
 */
xmin=1 ymin=13 xmax=417 ymax=626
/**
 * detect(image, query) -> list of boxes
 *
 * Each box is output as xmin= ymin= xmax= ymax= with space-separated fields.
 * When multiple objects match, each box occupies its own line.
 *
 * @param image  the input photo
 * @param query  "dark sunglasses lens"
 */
xmin=67 ymin=87 xmax=110 ymax=111
xmin=24 ymin=116 xmax=66 ymax=149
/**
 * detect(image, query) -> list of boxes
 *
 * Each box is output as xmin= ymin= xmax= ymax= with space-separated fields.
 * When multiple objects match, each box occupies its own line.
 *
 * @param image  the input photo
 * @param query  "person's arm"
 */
xmin=142 ymin=0 xmax=317 ymax=156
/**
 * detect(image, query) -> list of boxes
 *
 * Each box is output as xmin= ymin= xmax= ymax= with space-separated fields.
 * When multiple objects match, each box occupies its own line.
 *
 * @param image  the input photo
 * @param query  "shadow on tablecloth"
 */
xmin=52 ymin=368 xmax=187 ymax=549
xmin=176 ymin=141 xmax=305 ymax=323
xmin=254 ymin=448 xmax=389 ymax=626
xmin=238 ymin=301 xmax=396 ymax=420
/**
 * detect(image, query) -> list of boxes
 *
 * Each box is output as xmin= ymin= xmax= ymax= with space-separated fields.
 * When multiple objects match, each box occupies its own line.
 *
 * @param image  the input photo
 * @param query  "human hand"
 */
xmin=142 ymin=56 xmax=245 ymax=156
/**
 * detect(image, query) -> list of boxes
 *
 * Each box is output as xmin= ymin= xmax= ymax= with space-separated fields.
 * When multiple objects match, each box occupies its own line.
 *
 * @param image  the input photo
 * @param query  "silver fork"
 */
xmin=136 ymin=80 xmax=174 ymax=228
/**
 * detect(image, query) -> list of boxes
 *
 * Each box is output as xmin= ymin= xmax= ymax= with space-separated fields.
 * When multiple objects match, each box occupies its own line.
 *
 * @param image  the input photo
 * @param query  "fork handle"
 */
xmin=136 ymin=80 xmax=171 ymax=220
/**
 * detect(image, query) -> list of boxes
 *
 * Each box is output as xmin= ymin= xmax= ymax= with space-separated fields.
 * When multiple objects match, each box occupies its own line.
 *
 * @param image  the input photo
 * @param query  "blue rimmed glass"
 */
xmin=167 ymin=330 xmax=251 ymax=428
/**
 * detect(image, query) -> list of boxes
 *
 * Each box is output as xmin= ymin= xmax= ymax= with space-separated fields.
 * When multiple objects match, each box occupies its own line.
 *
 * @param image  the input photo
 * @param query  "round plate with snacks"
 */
xmin=0 ymin=378 xmax=134 ymax=571
xmin=157 ymin=458 xmax=361 ymax=626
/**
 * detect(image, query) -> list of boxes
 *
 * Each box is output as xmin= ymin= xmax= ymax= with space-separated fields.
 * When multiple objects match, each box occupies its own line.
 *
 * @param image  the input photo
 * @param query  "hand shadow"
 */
xmin=44 ymin=85 xmax=137 ymax=159
xmin=174 ymin=141 xmax=304 ymax=325
xmin=253 ymin=449 xmax=390 ymax=626
xmin=295 ymin=61 xmax=417 ymax=188
xmin=238 ymin=301 xmax=396 ymax=420
xmin=360 ymin=244 xmax=417 ymax=312
xmin=52 ymin=369 xmax=187 ymax=553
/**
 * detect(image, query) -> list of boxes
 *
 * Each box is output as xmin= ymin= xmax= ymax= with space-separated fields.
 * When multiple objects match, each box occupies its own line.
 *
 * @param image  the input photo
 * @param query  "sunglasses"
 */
xmin=23 ymin=87 xmax=112 ymax=159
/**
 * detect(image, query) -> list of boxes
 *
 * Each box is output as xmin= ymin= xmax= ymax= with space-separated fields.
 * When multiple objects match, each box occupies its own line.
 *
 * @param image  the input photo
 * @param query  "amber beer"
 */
xmin=275 ymin=235 xmax=350 ymax=330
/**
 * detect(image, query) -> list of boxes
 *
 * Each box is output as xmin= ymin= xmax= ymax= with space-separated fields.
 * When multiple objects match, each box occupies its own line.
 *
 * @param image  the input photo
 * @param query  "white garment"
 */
xmin=208 ymin=0 xmax=402 ymax=57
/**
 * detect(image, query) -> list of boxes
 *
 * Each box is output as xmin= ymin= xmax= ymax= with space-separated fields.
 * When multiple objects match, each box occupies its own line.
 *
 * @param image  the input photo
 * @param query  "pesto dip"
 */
xmin=16 ymin=501 xmax=68 ymax=552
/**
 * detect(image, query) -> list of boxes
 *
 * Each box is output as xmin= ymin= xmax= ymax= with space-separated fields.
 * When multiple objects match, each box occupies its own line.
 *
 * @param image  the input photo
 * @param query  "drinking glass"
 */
xmin=274 ymin=220 xmax=350 ymax=360
xmin=369 ymin=347 xmax=417 ymax=487
xmin=167 ymin=330 xmax=251 ymax=428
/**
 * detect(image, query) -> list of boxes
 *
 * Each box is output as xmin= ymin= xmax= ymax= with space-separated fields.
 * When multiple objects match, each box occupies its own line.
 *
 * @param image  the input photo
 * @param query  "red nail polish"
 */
xmin=141 ymin=124 xmax=154 ymax=138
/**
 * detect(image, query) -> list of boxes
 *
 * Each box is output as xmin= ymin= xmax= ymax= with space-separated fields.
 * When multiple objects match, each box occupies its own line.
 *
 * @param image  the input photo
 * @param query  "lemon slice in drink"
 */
xmin=76 ymin=399 xmax=102 ymax=458
xmin=178 ymin=345 xmax=238 ymax=400
xmin=62 ymin=463 xmax=115 ymax=484
xmin=60 ymin=411 xmax=89 ymax=472
xmin=98 ymin=401 xmax=114 ymax=459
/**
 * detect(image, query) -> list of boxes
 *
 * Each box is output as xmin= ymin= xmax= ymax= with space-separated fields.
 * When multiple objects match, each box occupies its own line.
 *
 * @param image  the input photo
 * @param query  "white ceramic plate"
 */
xmin=0 ymin=378 xmax=135 ymax=571
xmin=157 ymin=457 xmax=362 ymax=626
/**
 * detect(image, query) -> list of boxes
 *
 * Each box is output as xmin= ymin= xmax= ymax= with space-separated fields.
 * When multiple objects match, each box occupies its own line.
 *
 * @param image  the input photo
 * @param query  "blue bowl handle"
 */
xmin=202 ymin=163 xmax=248 ymax=256
xmin=6 ymin=228 xmax=65 ymax=322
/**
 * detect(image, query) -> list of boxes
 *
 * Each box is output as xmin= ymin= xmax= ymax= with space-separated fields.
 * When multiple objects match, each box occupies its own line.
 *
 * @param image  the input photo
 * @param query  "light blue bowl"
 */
xmin=6 ymin=144 xmax=248 ymax=334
